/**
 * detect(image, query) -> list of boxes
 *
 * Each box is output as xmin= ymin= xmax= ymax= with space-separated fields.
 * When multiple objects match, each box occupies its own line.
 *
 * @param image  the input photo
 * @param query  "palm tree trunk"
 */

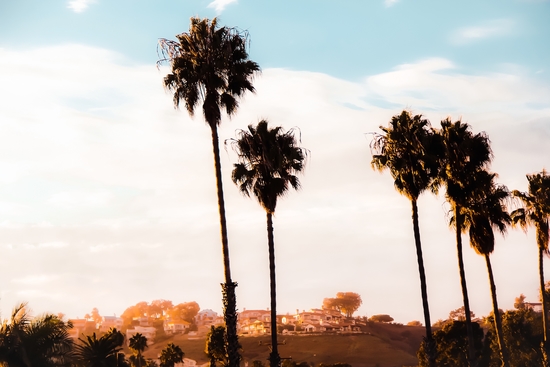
xmin=454 ymin=207 xmax=477 ymax=367
xmin=267 ymin=212 xmax=280 ymax=367
xmin=539 ymin=234 xmax=550 ymax=367
xmin=484 ymin=254 xmax=510 ymax=367
xmin=210 ymin=125 xmax=240 ymax=367
xmin=411 ymin=199 xmax=436 ymax=367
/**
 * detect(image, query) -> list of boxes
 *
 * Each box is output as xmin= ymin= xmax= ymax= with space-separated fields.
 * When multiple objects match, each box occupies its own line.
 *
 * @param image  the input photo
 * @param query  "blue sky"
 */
xmin=0 ymin=0 xmax=550 ymax=326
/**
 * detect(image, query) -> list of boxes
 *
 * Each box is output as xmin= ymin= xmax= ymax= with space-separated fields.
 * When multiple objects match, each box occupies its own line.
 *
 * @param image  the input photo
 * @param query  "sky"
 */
xmin=0 ymin=0 xmax=549 ymax=325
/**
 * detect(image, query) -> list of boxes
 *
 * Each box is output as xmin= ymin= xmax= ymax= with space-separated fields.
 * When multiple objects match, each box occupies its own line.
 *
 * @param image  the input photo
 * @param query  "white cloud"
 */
xmin=207 ymin=0 xmax=238 ymax=13
xmin=48 ymin=191 xmax=114 ymax=209
xmin=451 ymin=19 xmax=515 ymax=44
xmin=384 ymin=0 xmax=399 ymax=7
xmin=12 ymin=275 xmax=60 ymax=285
xmin=67 ymin=0 xmax=96 ymax=13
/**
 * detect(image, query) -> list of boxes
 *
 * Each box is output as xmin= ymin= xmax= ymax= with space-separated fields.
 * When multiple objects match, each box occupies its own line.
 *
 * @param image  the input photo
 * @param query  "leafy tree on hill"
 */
xmin=89 ymin=307 xmax=102 ymax=324
xmin=168 ymin=302 xmax=200 ymax=323
xmin=418 ymin=321 xmax=485 ymax=367
xmin=148 ymin=300 xmax=174 ymax=319
xmin=369 ymin=315 xmax=394 ymax=323
xmin=449 ymin=306 xmax=476 ymax=322
xmin=323 ymin=292 xmax=362 ymax=318
xmin=484 ymin=308 xmax=543 ymax=367
xmin=159 ymin=17 xmax=260 ymax=367
xmin=514 ymin=294 xmax=527 ymax=310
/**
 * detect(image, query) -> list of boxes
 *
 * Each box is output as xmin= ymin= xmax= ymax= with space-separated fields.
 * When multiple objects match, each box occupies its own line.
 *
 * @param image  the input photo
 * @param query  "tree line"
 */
xmin=371 ymin=110 xmax=550 ymax=367
xmin=0 ymin=303 xmax=183 ymax=367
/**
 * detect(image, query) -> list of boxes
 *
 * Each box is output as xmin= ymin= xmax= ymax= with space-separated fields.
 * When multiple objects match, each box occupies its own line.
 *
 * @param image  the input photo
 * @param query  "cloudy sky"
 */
xmin=0 ymin=0 xmax=549 ymax=325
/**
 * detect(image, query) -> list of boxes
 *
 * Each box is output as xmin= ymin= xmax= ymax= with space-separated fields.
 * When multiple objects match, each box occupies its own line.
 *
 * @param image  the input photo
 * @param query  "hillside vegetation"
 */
xmin=143 ymin=323 xmax=426 ymax=367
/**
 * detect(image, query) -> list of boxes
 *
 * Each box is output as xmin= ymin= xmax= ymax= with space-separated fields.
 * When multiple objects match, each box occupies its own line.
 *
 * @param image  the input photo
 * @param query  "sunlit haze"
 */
xmin=0 ymin=0 xmax=549 ymax=325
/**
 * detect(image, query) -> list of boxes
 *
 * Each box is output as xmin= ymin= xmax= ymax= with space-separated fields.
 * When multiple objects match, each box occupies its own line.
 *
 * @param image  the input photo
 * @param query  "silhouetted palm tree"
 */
xmin=511 ymin=169 xmax=550 ymax=365
xmin=439 ymin=118 xmax=493 ymax=367
xmin=74 ymin=328 xmax=126 ymax=367
xmin=0 ymin=303 xmax=74 ymax=367
xmin=460 ymin=171 xmax=511 ymax=367
xmin=159 ymin=343 xmax=184 ymax=367
xmin=371 ymin=110 xmax=442 ymax=367
xmin=158 ymin=17 xmax=260 ymax=367
xmin=231 ymin=120 xmax=307 ymax=367
xmin=129 ymin=333 xmax=148 ymax=367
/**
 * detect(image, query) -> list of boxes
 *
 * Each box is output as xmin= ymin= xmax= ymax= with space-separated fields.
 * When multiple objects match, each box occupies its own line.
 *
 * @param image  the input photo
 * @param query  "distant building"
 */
xmin=525 ymin=302 xmax=543 ymax=313
xmin=164 ymin=320 xmax=191 ymax=334
xmin=68 ymin=318 xmax=93 ymax=340
xmin=97 ymin=316 xmax=123 ymax=333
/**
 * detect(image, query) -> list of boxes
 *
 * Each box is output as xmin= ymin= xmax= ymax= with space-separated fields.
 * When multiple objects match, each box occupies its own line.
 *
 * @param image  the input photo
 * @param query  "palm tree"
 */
xmin=0 ymin=303 xmax=74 ymax=367
xmin=74 ymin=328 xmax=126 ymax=367
xmin=230 ymin=120 xmax=307 ymax=367
xmin=439 ymin=118 xmax=493 ymax=367
xmin=511 ymin=169 xmax=550 ymax=365
xmin=159 ymin=343 xmax=184 ymax=367
xmin=370 ymin=110 xmax=442 ymax=367
xmin=129 ymin=333 xmax=148 ymax=367
xmin=158 ymin=17 xmax=260 ymax=367
xmin=460 ymin=171 xmax=511 ymax=367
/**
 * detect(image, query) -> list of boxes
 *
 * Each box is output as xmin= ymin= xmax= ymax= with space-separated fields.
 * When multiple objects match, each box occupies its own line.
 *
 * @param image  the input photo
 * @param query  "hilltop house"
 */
xmin=97 ymin=316 xmax=123 ymax=333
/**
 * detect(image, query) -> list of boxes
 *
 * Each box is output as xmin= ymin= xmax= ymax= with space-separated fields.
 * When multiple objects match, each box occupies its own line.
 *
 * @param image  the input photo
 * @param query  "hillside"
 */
xmin=142 ymin=323 xmax=425 ymax=367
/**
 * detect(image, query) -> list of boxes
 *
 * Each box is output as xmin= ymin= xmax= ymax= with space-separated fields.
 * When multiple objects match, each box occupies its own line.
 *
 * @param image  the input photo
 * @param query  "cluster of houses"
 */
xmin=67 ymin=307 xmax=359 ymax=344
xmin=237 ymin=308 xmax=361 ymax=335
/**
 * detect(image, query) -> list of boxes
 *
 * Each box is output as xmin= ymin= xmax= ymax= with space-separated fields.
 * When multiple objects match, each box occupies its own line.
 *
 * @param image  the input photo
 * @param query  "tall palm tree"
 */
xmin=129 ymin=333 xmax=148 ymax=367
xmin=371 ymin=110 xmax=443 ymax=367
xmin=158 ymin=17 xmax=260 ymax=367
xmin=460 ymin=171 xmax=511 ymax=367
xmin=511 ymin=169 xmax=550 ymax=365
xmin=439 ymin=118 xmax=493 ymax=367
xmin=230 ymin=120 xmax=307 ymax=367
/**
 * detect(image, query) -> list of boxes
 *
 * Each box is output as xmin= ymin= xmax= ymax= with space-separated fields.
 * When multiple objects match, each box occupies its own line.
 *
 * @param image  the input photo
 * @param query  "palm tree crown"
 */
xmin=371 ymin=110 xmax=443 ymax=200
xmin=231 ymin=120 xmax=306 ymax=214
xmin=462 ymin=171 xmax=511 ymax=255
xmin=512 ymin=170 xmax=550 ymax=251
xmin=159 ymin=17 xmax=260 ymax=128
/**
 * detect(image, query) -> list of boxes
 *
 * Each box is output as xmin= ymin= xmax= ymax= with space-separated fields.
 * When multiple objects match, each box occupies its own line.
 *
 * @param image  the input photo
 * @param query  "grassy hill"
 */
xmin=142 ymin=323 xmax=425 ymax=367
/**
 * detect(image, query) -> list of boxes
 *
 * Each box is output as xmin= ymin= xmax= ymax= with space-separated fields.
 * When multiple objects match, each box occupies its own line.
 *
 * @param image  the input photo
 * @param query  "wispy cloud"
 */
xmin=67 ymin=0 xmax=96 ymax=13
xmin=207 ymin=0 xmax=238 ymax=13
xmin=384 ymin=0 xmax=399 ymax=7
xmin=451 ymin=19 xmax=515 ymax=44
